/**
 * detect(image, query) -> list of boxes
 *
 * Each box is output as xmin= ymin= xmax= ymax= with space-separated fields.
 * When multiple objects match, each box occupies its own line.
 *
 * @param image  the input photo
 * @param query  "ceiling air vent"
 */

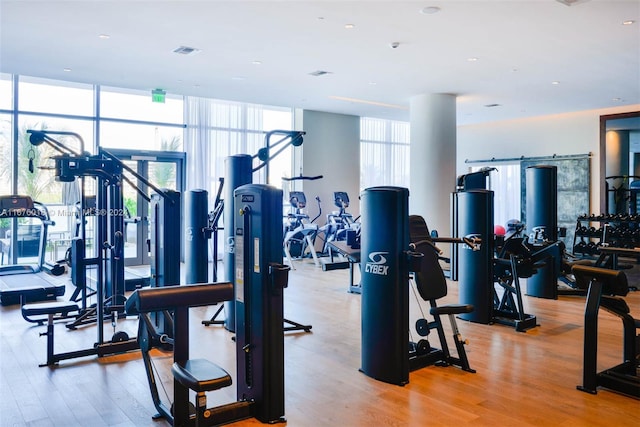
xmin=484 ymin=103 xmax=501 ymax=108
xmin=308 ymin=70 xmax=332 ymax=77
xmin=173 ymin=46 xmax=201 ymax=55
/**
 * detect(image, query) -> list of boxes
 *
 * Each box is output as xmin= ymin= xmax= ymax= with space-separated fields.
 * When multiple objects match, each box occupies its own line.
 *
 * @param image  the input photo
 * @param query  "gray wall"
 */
xmin=457 ymin=105 xmax=640 ymax=213
xmin=297 ymin=110 xmax=360 ymax=226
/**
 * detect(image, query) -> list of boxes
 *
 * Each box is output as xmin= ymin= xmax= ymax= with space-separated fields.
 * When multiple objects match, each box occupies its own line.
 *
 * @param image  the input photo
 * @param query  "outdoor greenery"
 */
xmin=0 ymin=122 xmax=64 ymax=203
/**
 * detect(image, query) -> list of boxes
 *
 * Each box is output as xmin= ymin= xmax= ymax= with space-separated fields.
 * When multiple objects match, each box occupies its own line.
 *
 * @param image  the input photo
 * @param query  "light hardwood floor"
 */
xmin=1 ymin=258 xmax=638 ymax=427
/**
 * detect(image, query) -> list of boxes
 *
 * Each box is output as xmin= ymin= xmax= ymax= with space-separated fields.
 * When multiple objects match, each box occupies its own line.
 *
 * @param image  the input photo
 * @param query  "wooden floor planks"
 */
xmin=0 ymin=258 xmax=638 ymax=426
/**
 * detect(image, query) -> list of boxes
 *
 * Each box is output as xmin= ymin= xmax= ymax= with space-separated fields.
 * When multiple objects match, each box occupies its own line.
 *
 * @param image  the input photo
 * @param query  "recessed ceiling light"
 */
xmin=98 ymin=34 xmax=110 ymax=39
xmin=612 ymin=97 xmax=622 ymax=102
xmin=252 ymin=60 xmax=262 ymax=65
xmin=467 ymin=57 xmax=479 ymax=62
xmin=368 ymin=81 xmax=377 ymax=85
xmin=622 ymin=20 xmax=635 ymax=25
xmin=420 ymin=6 xmax=441 ymax=15
xmin=552 ymin=81 xmax=560 ymax=85
xmin=63 ymin=68 xmax=71 ymax=72
xmin=344 ymin=24 xmax=355 ymax=29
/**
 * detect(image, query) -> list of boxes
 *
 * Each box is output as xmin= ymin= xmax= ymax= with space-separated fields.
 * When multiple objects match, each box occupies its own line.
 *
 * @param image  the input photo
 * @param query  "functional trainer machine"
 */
xmin=210 ymin=129 xmax=308 ymax=332
xmin=22 ymin=129 xmax=178 ymax=366
xmin=573 ymin=264 xmax=639 ymax=398
xmin=126 ymin=184 xmax=289 ymax=426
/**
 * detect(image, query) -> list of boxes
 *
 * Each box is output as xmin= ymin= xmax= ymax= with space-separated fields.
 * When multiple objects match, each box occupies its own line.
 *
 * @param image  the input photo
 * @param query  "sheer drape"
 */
xmin=360 ymin=117 xmax=410 ymax=190
xmin=184 ymin=96 xmax=275 ymax=261
xmin=471 ymin=163 xmax=521 ymax=228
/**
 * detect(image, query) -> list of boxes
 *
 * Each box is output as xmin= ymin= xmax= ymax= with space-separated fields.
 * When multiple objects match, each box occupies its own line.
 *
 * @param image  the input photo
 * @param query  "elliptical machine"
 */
xmin=283 ymin=191 xmax=321 ymax=269
xmin=321 ymin=191 xmax=359 ymax=254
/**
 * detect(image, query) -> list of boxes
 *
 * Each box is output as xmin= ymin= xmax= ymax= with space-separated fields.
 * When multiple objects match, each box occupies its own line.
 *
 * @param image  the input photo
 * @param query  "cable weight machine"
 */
xmin=201 ymin=129 xmax=309 ymax=333
xmin=26 ymin=129 xmax=178 ymax=365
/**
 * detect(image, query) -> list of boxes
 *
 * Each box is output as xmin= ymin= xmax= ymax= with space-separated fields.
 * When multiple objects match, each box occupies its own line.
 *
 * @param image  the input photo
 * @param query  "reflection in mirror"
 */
xmin=600 ymin=111 xmax=640 ymax=214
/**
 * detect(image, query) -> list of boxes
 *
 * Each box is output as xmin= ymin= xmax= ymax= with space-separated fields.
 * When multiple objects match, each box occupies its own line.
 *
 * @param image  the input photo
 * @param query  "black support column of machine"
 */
xmin=450 ymin=167 xmax=495 ymax=281
xmin=222 ymin=154 xmax=253 ymax=331
xmin=185 ymin=188 xmax=209 ymax=285
xmin=456 ymin=189 xmax=494 ymax=325
xmin=525 ymin=165 xmax=560 ymax=299
xmin=125 ymin=183 xmax=289 ymax=426
xmin=360 ymin=186 xmax=412 ymax=386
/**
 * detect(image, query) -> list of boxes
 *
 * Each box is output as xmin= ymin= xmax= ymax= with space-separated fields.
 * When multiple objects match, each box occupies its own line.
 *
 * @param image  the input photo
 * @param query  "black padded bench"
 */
xmin=572 ymin=264 xmax=639 ymax=398
xmin=21 ymin=300 xmax=80 ymax=366
xmin=21 ymin=300 xmax=79 ymax=325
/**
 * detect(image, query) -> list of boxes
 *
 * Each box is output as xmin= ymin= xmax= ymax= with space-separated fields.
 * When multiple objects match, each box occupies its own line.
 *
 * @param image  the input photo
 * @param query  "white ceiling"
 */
xmin=1 ymin=0 xmax=639 ymax=125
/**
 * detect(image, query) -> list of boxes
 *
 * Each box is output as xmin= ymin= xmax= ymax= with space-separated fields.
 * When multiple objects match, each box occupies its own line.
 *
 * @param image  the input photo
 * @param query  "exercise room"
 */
xmin=0 ymin=1 xmax=638 ymax=426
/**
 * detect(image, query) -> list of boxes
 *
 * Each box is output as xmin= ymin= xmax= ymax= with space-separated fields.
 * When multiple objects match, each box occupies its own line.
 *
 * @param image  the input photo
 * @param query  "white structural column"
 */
xmin=409 ymin=93 xmax=457 ymax=237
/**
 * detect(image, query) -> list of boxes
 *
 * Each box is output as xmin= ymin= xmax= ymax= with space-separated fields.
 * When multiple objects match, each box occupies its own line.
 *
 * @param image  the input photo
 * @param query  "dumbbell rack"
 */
xmin=572 ymin=213 xmax=640 ymax=258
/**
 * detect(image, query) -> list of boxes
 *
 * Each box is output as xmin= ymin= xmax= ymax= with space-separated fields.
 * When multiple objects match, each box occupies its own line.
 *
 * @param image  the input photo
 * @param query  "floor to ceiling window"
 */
xmin=360 ymin=117 xmax=410 ymax=190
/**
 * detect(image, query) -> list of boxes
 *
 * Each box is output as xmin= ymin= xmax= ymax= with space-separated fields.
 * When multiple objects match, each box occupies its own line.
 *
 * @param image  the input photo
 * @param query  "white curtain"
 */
xmin=184 ymin=97 xmax=212 ymax=192
xmin=471 ymin=163 xmax=521 ymax=228
xmin=183 ymin=96 xmax=278 ymax=260
xmin=360 ymin=117 xmax=410 ymax=190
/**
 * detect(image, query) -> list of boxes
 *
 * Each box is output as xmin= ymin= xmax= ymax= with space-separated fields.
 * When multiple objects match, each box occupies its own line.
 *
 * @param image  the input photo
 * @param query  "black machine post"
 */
xmin=234 ymin=183 xmax=288 ymax=422
xmin=525 ymin=165 xmax=559 ymax=299
xmin=456 ymin=189 xmax=494 ymax=324
xmin=223 ymin=154 xmax=254 ymax=332
xmin=360 ymin=186 xmax=410 ymax=386
xmin=451 ymin=167 xmax=496 ymax=281
xmin=149 ymin=189 xmax=181 ymax=333
xmin=150 ymin=189 xmax=181 ymax=289
xmin=185 ymin=189 xmax=209 ymax=285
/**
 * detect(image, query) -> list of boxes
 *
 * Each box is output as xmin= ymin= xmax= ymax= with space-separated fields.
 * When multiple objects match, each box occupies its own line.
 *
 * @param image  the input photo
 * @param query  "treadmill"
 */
xmin=0 ymin=195 xmax=66 ymax=305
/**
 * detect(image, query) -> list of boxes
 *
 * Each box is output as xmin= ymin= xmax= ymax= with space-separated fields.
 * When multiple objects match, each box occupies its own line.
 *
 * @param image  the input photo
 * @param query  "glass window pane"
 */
xmin=0 ymin=113 xmax=12 ymax=195
xmin=17 ymin=116 xmax=94 ymax=204
xmin=100 ymin=121 xmax=183 ymax=151
xmin=18 ymin=76 xmax=94 ymax=116
xmin=100 ymin=86 xmax=183 ymax=123
xmin=0 ymin=74 xmax=12 ymax=110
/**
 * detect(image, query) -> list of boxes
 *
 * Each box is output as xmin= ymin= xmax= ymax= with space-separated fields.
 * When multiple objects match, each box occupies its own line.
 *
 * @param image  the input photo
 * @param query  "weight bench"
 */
xmin=125 ymin=282 xmax=255 ymax=426
xmin=21 ymin=300 xmax=80 ymax=366
xmin=572 ymin=265 xmax=639 ymax=398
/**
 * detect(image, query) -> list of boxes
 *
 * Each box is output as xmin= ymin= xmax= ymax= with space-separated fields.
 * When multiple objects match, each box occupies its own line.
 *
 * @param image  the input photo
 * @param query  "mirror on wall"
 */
xmin=600 ymin=111 xmax=640 ymax=214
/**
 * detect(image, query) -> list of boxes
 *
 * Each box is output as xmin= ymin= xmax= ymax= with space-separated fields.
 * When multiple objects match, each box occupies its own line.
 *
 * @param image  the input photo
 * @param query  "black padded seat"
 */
xmin=22 ymin=300 xmax=79 ymax=317
xmin=172 ymin=359 xmax=232 ymax=393
xmin=430 ymin=304 xmax=473 ymax=316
